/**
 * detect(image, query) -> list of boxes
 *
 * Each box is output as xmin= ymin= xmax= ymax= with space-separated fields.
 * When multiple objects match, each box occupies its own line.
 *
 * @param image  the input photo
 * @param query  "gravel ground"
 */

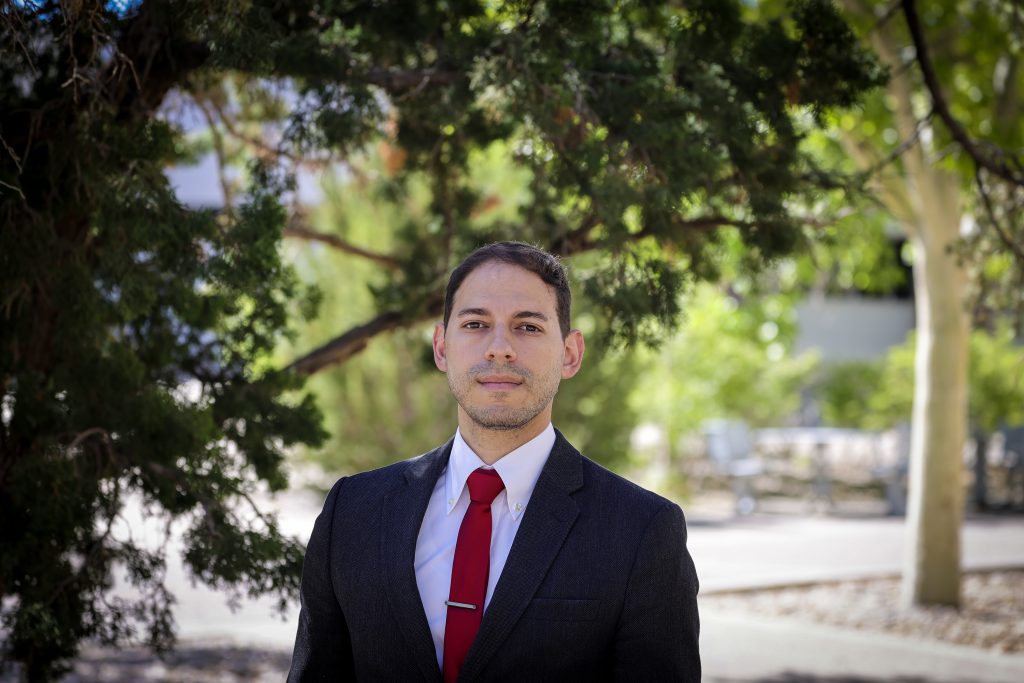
xmin=701 ymin=569 xmax=1024 ymax=654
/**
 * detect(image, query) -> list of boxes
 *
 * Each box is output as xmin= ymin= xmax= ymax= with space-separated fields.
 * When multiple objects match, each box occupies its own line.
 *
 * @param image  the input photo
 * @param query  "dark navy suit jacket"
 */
xmin=288 ymin=430 xmax=700 ymax=682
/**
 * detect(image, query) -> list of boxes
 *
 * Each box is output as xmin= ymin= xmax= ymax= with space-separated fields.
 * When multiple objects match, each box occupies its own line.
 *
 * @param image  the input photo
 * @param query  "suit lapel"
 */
xmin=382 ymin=440 xmax=452 ymax=683
xmin=457 ymin=431 xmax=584 ymax=682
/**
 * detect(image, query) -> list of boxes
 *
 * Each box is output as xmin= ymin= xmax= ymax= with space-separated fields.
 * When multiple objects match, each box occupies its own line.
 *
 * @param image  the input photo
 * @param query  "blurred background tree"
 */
xmin=827 ymin=0 xmax=1024 ymax=609
xmin=819 ymin=326 xmax=1024 ymax=438
xmin=626 ymin=243 xmax=820 ymax=463
xmin=819 ymin=325 xmax=1024 ymax=512
xmin=1 ymin=0 xmax=884 ymax=679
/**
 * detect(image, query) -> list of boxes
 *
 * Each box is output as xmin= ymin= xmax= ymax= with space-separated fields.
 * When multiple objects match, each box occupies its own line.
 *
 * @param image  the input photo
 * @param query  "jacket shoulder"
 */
xmin=322 ymin=441 xmax=449 ymax=510
xmin=579 ymin=455 xmax=675 ymax=509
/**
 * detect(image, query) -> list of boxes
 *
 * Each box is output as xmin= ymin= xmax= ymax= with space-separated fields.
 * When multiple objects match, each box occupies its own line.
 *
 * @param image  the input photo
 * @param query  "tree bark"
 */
xmin=839 ymin=0 xmax=972 ymax=608
xmin=901 ymin=166 xmax=968 ymax=608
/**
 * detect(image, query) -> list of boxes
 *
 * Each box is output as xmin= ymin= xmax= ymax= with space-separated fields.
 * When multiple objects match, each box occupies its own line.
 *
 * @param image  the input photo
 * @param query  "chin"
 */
xmin=468 ymin=409 xmax=537 ymax=432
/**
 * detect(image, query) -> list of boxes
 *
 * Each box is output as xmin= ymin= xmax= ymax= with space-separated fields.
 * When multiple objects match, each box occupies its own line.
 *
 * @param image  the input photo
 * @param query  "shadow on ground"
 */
xmin=713 ymin=674 xmax=968 ymax=683
xmin=52 ymin=645 xmax=291 ymax=683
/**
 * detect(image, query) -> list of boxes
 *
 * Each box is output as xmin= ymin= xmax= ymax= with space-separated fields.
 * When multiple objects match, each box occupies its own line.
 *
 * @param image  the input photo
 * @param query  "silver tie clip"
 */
xmin=445 ymin=600 xmax=477 ymax=610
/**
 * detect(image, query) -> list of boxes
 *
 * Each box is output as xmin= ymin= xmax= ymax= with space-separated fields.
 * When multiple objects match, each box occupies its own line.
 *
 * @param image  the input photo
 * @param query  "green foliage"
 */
xmin=829 ymin=0 xmax=1024 ymax=325
xmin=2 ymin=0 xmax=884 ymax=678
xmin=793 ymin=210 xmax=911 ymax=297
xmin=967 ymin=325 xmax=1024 ymax=433
xmin=628 ymin=283 xmax=820 ymax=452
xmin=819 ymin=326 xmax=1024 ymax=432
xmin=1 ymin=3 xmax=327 ymax=680
xmin=818 ymin=359 xmax=885 ymax=428
xmin=202 ymin=0 xmax=883 ymax=347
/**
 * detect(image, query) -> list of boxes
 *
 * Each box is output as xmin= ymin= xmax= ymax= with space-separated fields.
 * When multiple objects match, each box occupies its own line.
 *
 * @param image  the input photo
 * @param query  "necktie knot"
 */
xmin=467 ymin=468 xmax=505 ymax=505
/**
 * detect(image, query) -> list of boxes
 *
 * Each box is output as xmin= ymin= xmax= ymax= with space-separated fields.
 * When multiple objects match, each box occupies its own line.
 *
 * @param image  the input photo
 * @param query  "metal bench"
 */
xmin=703 ymin=419 xmax=763 ymax=516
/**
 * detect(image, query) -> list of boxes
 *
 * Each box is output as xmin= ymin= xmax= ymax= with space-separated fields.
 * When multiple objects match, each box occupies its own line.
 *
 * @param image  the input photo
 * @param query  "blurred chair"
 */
xmin=703 ymin=419 xmax=762 ymax=516
xmin=999 ymin=425 xmax=1024 ymax=509
xmin=871 ymin=421 xmax=909 ymax=516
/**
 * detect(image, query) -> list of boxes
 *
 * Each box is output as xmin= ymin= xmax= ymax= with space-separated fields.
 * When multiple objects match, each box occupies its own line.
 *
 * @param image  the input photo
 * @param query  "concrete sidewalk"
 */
xmin=685 ymin=505 xmax=1024 ymax=683
xmin=151 ymin=489 xmax=1024 ymax=682
xmin=701 ymin=610 xmax=1024 ymax=683
xmin=686 ymin=509 xmax=1024 ymax=593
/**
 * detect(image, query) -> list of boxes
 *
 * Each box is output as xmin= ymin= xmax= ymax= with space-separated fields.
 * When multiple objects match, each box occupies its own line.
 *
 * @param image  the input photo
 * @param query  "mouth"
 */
xmin=477 ymin=375 xmax=524 ymax=390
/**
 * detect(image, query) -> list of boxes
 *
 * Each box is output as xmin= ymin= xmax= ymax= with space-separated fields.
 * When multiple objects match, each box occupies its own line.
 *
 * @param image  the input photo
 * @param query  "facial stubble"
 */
xmin=447 ymin=362 xmax=562 ymax=432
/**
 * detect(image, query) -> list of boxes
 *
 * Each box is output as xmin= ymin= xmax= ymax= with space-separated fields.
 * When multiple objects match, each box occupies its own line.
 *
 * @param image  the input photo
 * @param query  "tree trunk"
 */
xmin=837 ymin=0 xmax=973 ymax=608
xmin=901 ymin=169 xmax=969 ymax=608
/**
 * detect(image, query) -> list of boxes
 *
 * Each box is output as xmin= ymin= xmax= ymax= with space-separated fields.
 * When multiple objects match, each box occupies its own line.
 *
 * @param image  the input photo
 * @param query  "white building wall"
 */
xmin=795 ymin=296 xmax=915 ymax=362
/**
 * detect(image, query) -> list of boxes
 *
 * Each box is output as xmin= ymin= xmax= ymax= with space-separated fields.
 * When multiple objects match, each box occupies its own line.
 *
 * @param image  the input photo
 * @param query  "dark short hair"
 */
xmin=443 ymin=242 xmax=571 ymax=338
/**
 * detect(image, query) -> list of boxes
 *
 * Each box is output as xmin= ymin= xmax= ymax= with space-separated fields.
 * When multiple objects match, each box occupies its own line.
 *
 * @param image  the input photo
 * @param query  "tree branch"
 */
xmin=363 ymin=67 xmax=459 ymax=94
xmin=204 ymin=96 xmax=331 ymax=170
xmin=861 ymin=108 xmax=934 ymax=180
xmin=196 ymin=101 xmax=235 ymax=216
xmin=994 ymin=54 xmax=1019 ymax=132
xmin=285 ymin=213 xmax=775 ymax=376
xmin=902 ymin=0 xmax=1024 ymax=186
xmin=282 ymin=221 xmax=403 ymax=270
xmin=109 ymin=4 xmax=210 ymax=121
xmin=286 ymin=311 xmax=411 ymax=375
xmin=975 ymin=172 xmax=1024 ymax=264
xmin=67 ymin=427 xmax=112 ymax=454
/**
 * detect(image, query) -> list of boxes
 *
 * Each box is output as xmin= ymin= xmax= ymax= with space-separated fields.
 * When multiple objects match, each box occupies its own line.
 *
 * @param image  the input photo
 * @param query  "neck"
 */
xmin=456 ymin=410 xmax=551 ymax=465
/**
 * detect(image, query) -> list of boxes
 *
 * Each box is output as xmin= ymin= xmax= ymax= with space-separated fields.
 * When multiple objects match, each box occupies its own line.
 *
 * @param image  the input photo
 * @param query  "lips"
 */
xmin=477 ymin=375 xmax=523 ymax=389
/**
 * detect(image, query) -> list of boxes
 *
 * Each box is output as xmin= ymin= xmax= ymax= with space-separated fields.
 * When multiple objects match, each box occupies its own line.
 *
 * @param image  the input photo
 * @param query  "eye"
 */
xmin=462 ymin=321 xmax=486 ymax=329
xmin=519 ymin=323 xmax=541 ymax=333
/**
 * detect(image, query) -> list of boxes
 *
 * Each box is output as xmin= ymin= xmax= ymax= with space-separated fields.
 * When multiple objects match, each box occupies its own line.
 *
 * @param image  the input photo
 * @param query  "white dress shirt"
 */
xmin=414 ymin=423 xmax=555 ymax=668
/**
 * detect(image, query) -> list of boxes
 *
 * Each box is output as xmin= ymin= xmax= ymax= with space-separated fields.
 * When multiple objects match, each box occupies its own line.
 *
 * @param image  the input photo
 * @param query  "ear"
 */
xmin=561 ymin=329 xmax=585 ymax=379
xmin=432 ymin=322 xmax=448 ymax=372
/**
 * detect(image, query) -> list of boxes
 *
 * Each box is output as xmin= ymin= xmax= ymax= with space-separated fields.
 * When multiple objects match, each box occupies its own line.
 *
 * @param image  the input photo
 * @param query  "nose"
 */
xmin=485 ymin=328 xmax=516 ymax=362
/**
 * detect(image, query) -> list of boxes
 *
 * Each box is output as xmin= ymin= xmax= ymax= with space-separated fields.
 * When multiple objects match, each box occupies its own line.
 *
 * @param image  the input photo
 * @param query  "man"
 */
xmin=288 ymin=242 xmax=700 ymax=682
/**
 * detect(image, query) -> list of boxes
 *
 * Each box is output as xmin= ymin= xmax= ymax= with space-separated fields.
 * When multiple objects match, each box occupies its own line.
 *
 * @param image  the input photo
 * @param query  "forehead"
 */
xmin=453 ymin=261 xmax=558 ymax=313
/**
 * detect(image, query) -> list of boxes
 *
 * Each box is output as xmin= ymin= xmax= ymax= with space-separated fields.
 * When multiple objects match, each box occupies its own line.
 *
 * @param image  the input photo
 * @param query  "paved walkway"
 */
xmin=686 ymin=508 xmax=1024 ymax=593
xmin=685 ymin=501 xmax=1024 ymax=683
xmin=701 ymin=610 xmax=1024 ymax=683
xmin=130 ymin=489 xmax=1024 ymax=682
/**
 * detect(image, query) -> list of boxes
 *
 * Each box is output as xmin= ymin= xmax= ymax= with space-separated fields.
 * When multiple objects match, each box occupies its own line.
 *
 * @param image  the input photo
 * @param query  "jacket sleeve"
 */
xmin=287 ymin=477 xmax=355 ymax=682
xmin=611 ymin=502 xmax=701 ymax=683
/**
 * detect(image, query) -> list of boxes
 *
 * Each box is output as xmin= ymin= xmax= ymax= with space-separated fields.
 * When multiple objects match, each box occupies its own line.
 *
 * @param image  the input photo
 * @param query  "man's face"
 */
xmin=433 ymin=261 xmax=584 ymax=433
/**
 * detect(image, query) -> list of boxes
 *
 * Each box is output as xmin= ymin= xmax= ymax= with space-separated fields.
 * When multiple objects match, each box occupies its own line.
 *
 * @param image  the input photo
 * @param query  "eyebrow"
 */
xmin=456 ymin=307 xmax=550 ymax=321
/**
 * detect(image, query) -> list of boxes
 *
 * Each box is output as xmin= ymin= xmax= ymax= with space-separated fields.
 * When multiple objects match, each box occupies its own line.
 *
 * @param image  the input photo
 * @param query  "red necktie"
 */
xmin=442 ymin=468 xmax=505 ymax=683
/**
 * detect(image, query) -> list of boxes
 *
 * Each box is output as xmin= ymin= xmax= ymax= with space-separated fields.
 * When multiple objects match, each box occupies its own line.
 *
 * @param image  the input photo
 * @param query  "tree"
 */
xmin=0 ymin=3 xmax=332 ymax=680
xmin=1 ymin=0 xmax=883 ymax=678
xmin=833 ymin=0 xmax=1024 ymax=608
xmin=818 ymin=325 xmax=1024 ymax=476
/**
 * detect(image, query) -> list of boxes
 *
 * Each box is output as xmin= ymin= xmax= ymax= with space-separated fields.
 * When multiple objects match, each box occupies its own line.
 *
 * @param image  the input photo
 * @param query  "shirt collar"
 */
xmin=445 ymin=423 xmax=555 ymax=521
